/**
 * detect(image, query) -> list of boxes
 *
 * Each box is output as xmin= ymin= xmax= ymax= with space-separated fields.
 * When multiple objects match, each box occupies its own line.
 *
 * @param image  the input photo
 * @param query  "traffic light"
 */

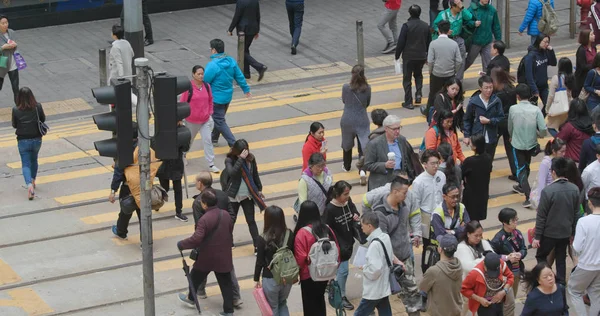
xmin=91 ymin=79 xmax=134 ymax=169
xmin=153 ymin=74 xmax=191 ymax=160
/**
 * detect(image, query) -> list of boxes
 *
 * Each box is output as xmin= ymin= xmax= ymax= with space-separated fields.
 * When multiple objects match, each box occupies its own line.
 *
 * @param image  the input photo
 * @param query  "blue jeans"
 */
xmin=261 ymin=277 xmax=292 ymax=316
xmin=210 ymin=103 xmax=236 ymax=147
xmin=18 ymin=138 xmax=42 ymax=186
xmin=286 ymin=2 xmax=304 ymax=47
xmin=336 ymin=260 xmax=349 ymax=297
xmin=354 ymin=297 xmax=392 ymax=316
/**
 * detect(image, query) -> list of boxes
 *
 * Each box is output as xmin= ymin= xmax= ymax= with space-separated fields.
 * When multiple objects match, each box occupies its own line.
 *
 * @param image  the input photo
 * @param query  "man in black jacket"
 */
xmin=110 ymin=129 xmax=139 ymax=240
xmin=532 ymin=157 xmax=582 ymax=284
xmin=395 ymin=5 xmax=431 ymax=110
xmin=228 ymin=0 xmax=268 ymax=81
xmin=486 ymin=40 xmax=510 ymax=75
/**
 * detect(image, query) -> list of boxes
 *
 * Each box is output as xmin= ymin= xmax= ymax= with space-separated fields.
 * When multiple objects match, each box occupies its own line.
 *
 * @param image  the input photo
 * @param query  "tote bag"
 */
xmin=548 ymin=76 xmax=569 ymax=116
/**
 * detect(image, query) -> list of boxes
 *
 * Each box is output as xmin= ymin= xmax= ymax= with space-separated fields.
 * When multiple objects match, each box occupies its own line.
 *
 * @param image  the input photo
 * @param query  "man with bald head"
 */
xmin=193 ymin=171 xmax=235 ymax=226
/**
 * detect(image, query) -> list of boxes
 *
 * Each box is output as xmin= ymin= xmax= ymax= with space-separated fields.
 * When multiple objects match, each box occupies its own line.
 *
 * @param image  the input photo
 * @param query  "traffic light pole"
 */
xmin=134 ymin=57 xmax=155 ymax=316
xmin=124 ymin=0 xmax=144 ymax=60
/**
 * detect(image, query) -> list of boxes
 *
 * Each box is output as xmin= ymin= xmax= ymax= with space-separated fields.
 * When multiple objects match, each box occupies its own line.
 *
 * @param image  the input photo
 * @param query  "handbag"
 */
xmin=579 ymin=70 xmax=598 ymax=101
xmin=13 ymin=52 xmax=26 ymax=70
xmin=0 ymin=55 xmax=7 ymax=69
xmin=150 ymin=184 xmax=168 ymax=210
xmin=373 ymin=238 xmax=402 ymax=295
xmin=189 ymin=209 xmax=223 ymax=261
xmin=35 ymin=105 xmax=49 ymax=136
xmin=548 ymin=75 xmax=569 ymax=116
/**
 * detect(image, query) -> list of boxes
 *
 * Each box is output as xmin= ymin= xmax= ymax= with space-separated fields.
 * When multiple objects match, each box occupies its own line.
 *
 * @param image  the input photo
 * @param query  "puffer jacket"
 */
xmin=518 ymin=0 xmax=555 ymax=36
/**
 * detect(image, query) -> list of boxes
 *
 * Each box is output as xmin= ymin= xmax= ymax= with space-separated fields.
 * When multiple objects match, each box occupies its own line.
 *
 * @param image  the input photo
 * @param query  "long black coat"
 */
xmin=461 ymin=153 xmax=493 ymax=221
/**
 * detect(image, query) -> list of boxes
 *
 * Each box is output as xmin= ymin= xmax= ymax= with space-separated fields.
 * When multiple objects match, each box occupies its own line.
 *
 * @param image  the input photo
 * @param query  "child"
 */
xmin=490 ymin=208 xmax=527 ymax=297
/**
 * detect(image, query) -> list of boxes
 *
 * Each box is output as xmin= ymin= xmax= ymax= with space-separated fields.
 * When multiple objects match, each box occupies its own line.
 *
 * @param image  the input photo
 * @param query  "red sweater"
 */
xmin=385 ymin=0 xmax=401 ymax=10
xmin=294 ymin=224 xmax=341 ymax=281
xmin=302 ymin=134 xmax=326 ymax=171
xmin=556 ymin=122 xmax=592 ymax=162
xmin=461 ymin=260 xmax=514 ymax=314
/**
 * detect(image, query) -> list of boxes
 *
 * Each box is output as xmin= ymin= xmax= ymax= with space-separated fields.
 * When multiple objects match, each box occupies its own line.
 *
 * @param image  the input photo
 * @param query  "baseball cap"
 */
xmin=484 ymin=252 xmax=502 ymax=278
xmin=436 ymin=234 xmax=458 ymax=252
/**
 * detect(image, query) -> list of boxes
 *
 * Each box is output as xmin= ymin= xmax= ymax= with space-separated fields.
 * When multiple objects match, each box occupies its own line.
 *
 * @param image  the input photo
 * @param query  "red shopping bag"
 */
xmin=528 ymin=228 xmax=535 ymax=245
xmin=253 ymin=287 xmax=273 ymax=316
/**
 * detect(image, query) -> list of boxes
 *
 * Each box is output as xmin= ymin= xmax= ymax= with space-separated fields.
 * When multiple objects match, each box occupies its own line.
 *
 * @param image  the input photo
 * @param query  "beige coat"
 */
xmin=546 ymin=75 xmax=571 ymax=130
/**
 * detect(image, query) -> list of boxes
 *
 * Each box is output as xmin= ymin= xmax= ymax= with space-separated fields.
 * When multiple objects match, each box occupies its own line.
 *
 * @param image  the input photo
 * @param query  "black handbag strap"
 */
xmin=373 ymin=238 xmax=393 ymax=269
xmin=34 ymin=104 xmax=41 ymax=123
xmin=310 ymin=177 xmax=328 ymax=196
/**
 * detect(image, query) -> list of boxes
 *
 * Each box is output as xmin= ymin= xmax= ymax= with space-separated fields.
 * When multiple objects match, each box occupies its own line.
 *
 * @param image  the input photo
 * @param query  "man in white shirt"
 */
xmin=410 ymin=149 xmax=446 ymax=273
xmin=108 ymin=24 xmax=134 ymax=82
xmin=582 ymin=144 xmax=600 ymax=203
xmin=568 ymin=187 xmax=600 ymax=316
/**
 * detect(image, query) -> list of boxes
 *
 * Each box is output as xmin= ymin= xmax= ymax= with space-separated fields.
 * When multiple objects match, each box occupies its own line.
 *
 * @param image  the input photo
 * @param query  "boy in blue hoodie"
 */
xmin=204 ymin=39 xmax=251 ymax=147
xmin=579 ymin=114 xmax=600 ymax=173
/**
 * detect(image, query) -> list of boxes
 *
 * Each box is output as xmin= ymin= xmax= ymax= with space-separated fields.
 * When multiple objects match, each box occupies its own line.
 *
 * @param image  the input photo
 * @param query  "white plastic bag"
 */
xmin=394 ymin=59 xmax=402 ymax=75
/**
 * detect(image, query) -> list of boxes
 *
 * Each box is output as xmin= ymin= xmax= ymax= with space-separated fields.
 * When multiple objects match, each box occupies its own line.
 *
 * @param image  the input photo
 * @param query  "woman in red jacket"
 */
xmin=425 ymin=109 xmax=466 ymax=163
xmin=461 ymin=252 xmax=514 ymax=316
xmin=556 ymin=99 xmax=594 ymax=162
xmin=293 ymin=200 xmax=340 ymax=316
xmin=301 ymin=122 xmax=327 ymax=171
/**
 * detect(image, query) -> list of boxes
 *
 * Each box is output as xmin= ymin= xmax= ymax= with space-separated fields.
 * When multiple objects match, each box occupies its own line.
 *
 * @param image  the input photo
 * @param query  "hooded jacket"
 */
xmin=524 ymin=47 xmax=558 ymax=95
xmin=204 ymin=53 xmax=250 ymax=105
xmin=323 ymin=199 xmax=360 ymax=262
xmin=419 ymin=257 xmax=463 ymax=316
xmin=463 ymin=93 xmax=504 ymax=144
xmin=579 ymin=133 xmax=600 ymax=173
xmin=518 ymin=0 xmax=555 ymax=36
xmin=468 ymin=1 xmax=502 ymax=46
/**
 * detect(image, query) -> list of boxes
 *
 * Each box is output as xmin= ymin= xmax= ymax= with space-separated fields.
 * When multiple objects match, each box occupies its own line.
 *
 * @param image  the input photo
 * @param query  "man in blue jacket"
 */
xmin=518 ymin=0 xmax=555 ymax=45
xmin=205 ymin=39 xmax=251 ymax=148
xmin=463 ymin=75 xmax=504 ymax=160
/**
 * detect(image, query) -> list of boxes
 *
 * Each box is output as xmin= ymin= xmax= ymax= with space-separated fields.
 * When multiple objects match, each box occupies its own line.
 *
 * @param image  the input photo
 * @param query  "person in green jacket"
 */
xmin=464 ymin=0 xmax=502 ymax=75
xmin=432 ymin=0 xmax=478 ymax=81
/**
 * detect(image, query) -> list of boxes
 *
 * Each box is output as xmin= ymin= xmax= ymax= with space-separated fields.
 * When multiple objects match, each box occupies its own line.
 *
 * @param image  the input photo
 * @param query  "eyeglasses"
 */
xmin=386 ymin=126 xmax=402 ymax=132
xmin=446 ymin=194 xmax=460 ymax=199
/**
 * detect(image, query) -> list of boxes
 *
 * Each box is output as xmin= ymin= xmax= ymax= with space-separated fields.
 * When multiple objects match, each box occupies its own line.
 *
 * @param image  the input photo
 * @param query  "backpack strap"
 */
xmin=281 ymin=230 xmax=290 ymax=248
xmin=373 ymin=238 xmax=393 ymax=269
xmin=187 ymin=85 xmax=193 ymax=103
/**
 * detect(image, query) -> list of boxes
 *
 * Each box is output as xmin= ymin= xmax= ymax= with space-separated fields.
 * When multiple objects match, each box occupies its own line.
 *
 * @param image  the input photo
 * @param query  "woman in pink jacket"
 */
xmin=294 ymin=200 xmax=340 ymax=316
xmin=180 ymin=65 xmax=220 ymax=173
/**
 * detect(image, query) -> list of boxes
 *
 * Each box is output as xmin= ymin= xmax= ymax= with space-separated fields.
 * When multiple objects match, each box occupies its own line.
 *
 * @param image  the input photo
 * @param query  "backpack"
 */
xmin=303 ymin=226 xmax=339 ymax=281
xmin=419 ymin=125 xmax=439 ymax=154
xmin=327 ymin=280 xmax=346 ymax=316
xmin=267 ymin=230 xmax=300 ymax=285
xmin=517 ymin=53 xmax=535 ymax=84
xmin=537 ymin=0 xmax=559 ymax=36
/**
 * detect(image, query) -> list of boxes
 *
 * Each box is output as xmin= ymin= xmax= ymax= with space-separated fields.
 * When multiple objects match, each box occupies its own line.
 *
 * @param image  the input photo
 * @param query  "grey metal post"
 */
xmin=99 ymin=48 xmax=107 ymax=87
xmin=134 ymin=57 xmax=155 ymax=316
xmin=356 ymin=20 xmax=364 ymax=67
xmin=505 ymin=0 xmax=511 ymax=48
xmin=570 ymin=0 xmax=577 ymax=39
xmin=124 ymin=0 xmax=144 ymax=59
xmin=237 ymin=32 xmax=245 ymax=73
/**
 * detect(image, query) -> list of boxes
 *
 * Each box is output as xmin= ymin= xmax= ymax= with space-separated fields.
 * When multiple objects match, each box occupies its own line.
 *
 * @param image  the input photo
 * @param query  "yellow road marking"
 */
xmin=7 ymin=150 xmax=98 ymax=169
xmin=0 ymin=288 xmax=54 ymax=315
xmin=155 ymin=244 xmax=256 ymax=273
xmin=35 ymin=166 xmax=112 ymax=185
xmin=0 ymin=259 xmax=21 ymax=286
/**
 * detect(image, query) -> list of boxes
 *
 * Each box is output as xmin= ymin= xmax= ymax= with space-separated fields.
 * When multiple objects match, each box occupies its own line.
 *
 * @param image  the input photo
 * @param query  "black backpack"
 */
xmin=517 ymin=52 xmax=535 ymax=84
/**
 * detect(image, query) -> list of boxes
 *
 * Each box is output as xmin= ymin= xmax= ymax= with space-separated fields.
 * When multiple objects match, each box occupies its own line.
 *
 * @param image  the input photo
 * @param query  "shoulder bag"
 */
xmin=35 ymin=105 xmax=49 ymax=136
xmin=190 ymin=209 xmax=223 ymax=260
xmin=548 ymin=75 xmax=569 ymax=116
xmin=373 ymin=238 xmax=403 ymax=295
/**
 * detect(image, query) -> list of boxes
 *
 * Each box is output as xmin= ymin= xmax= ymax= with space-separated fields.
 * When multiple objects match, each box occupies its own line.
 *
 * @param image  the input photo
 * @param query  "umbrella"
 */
xmin=180 ymin=250 xmax=201 ymax=314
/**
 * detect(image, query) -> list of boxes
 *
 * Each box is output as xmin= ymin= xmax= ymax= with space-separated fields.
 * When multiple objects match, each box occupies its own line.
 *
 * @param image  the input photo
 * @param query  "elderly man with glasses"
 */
xmin=364 ymin=115 xmax=418 ymax=190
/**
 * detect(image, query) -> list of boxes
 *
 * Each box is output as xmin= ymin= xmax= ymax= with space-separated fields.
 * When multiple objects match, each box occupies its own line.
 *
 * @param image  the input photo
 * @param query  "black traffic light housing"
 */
xmin=91 ymin=79 xmax=134 ymax=169
xmin=153 ymin=74 xmax=191 ymax=160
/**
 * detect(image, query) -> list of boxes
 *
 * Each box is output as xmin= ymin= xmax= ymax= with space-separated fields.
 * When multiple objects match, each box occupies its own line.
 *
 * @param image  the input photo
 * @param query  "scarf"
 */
xmin=241 ymin=162 xmax=266 ymax=211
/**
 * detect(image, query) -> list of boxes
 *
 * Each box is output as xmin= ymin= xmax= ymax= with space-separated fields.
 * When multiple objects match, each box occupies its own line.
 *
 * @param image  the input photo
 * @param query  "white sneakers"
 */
xmin=209 ymin=165 xmax=221 ymax=173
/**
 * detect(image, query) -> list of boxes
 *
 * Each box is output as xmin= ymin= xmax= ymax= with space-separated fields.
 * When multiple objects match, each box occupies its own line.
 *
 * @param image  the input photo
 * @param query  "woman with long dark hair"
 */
xmin=520 ymin=262 xmax=569 ymax=315
xmin=223 ymin=139 xmax=265 ymax=253
xmin=574 ymin=29 xmax=596 ymax=98
xmin=431 ymin=77 xmax=465 ymax=131
xmin=323 ymin=181 xmax=360 ymax=310
xmin=425 ymin=109 xmax=465 ymax=163
xmin=437 ymin=142 xmax=461 ymax=187
xmin=546 ymin=58 xmax=575 ymax=136
xmin=491 ymin=66 xmax=518 ymax=180
xmin=556 ymin=99 xmax=594 ymax=162
xmin=12 ymin=87 xmax=45 ymax=200
xmin=254 ymin=205 xmax=294 ymax=316
xmin=583 ymin=52 xmax=600 ymax=113
xmin=524 ymin=34 xmax=557 ymax=113
xmin=294 ymin=200 xmax=339 ymax=316
xmin=340 ymin=65 xmax=370 ymax=185
xmin=461 ymin=134 xmax=492 ymax=221
xmin=301 ymin=121 xmax=326 ymax=171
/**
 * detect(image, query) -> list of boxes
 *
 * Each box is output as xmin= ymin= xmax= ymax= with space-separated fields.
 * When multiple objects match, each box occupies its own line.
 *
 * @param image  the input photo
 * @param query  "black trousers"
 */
xmin=536 ymin=236 xmax=570 ymax=283
xmin=497 ymin=120 xmax=516 ymax=177
xmin=513 ymin=147 xmax=535 ymax=200
xmin=120 ymin=0 xmax=153 ymax=41
xmin=0 ymin=69 xmax=19 ymax=104
xmin=231 ymin=198 xmax=259 ymax=249
xmin=243 ymin=34 xmax=264 ymax=76
xmin=159 ymin=178 xmax=183 ymax=214
xmin=343 ymin=136 xmax=364 ymax=171
xmin=300 ymin=278 xmax=328 ymax=316
xmin=116 ymin=196 xmax=141 ymax=238
xmin=197 ymin=265 xmax=241 ymax=300
xmin=426 ymin=74 xmax=453 ymax=123
xmin=402 ymin=59 xmax=425 ymax=105
xmin=485 ymin=142 xmax=498 ymax=161
xmin=477 ymin=302 xmax=503 ymax=316
xmin=188 ymin=269 xmax=234 ymax=313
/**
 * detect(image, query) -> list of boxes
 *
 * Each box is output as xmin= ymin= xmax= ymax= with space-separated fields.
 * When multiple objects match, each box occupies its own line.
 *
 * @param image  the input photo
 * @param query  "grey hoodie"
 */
xmin=419 ymin=257 xmax=463 ymax=316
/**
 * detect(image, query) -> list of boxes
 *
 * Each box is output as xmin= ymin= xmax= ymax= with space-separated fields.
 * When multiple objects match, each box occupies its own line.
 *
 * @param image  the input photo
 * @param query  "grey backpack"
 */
xmin=537 ymin=0 xmax=558 ymax=35
xmin=303 ymin=226 xmax=339 ymax=281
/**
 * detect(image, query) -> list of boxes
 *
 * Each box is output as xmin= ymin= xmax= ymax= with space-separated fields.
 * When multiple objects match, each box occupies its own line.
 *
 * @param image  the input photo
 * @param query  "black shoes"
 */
xmin=512 ymin=184 xmax=524 ymax=195
xmin=291 ymin=46 xmax=297 ymax=55
xmin=415 ymin=94 xmax=422 ymax=104
xmin=402 ymin=102 xmax=415 ymax=110
xmin=382 ymin=42 xmax=397 ymax=54
xmin=144 ymin=39 xmax=154 ymax=46
xmin=258 ymin=66 xmax=267 ymax=82
xmin=341 ymin=296 xmax=354 ymax=310
xmin=508 ymin=175 xmax=518 ymax=182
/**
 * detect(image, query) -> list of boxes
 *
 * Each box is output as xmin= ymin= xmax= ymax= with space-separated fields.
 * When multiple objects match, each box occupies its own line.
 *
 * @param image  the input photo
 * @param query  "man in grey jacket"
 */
xmin=364 ymin=115 xmax=417 ymax=190
xmin=371 ymin=177 xmax=423 ymax=315
xmin=532 ymin=157 xmax=581 ymax=284
xmin=425 ymin=20 xmax=462 ymax=120
xmin=108 ymin=24 xmax=134 ymax=82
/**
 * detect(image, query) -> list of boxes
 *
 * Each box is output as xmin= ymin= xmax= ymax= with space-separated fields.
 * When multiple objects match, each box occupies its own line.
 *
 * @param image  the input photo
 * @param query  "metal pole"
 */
xmin=99 ymin=49 xmax=107 ymax=87
xmin=124 ymin=0 xmax=144 ymax=59
xmin=356 ymin=20 xmax=364 ymax=67
xmin=237 ymin=32 xmax=245 ymax=73
xmin=570 ymin=0 xmax=577 ymax=39
xmin=134 ymin=57 xmax=155 ymax=316
xmin=505 ymin=0 xmax=511 ymax=49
